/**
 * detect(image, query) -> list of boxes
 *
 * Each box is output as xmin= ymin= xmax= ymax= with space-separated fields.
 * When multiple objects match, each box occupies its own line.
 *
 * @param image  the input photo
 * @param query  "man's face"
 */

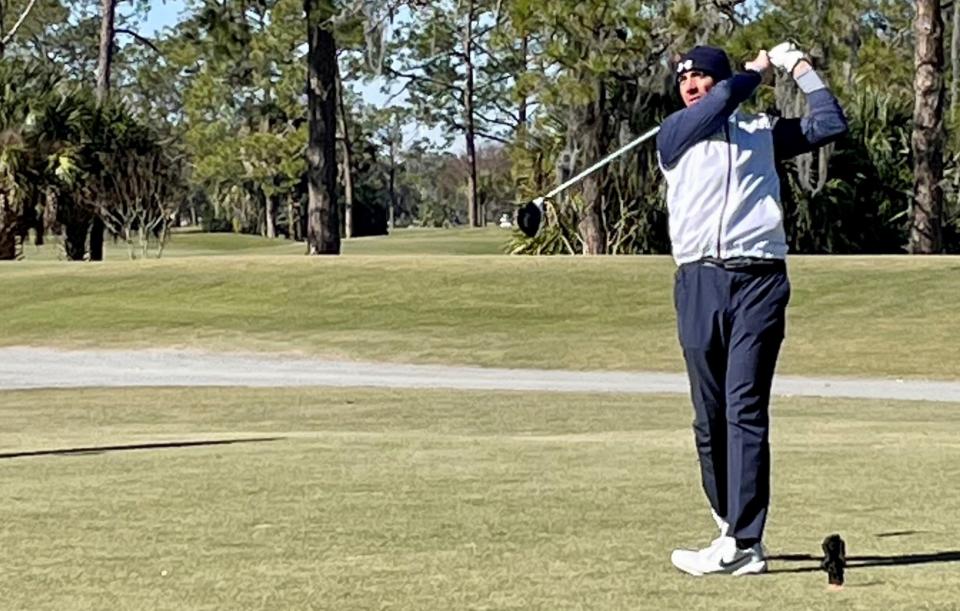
xmin=679 ymin=70 xmax=715 ymax=107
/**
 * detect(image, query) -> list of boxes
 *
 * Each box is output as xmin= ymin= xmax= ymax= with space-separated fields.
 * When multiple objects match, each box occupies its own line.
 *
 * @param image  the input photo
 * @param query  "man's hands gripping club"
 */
xmin=768 ymin=42 xmax=810 ymax=77
xmin=743 ymin=50 xmax=773 ymax=83
xmin=744 ymin=43 xmax=812 ymax=84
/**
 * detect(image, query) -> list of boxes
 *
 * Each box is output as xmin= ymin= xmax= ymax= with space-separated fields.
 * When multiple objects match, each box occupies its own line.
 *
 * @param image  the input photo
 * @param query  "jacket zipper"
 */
xmin=717 ymin=122 xmax=733 ymax=258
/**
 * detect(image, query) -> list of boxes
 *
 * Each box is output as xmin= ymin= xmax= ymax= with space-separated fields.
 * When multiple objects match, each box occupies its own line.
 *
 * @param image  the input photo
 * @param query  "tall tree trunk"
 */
xmin=257 ymin=85 xmax=277 ymax=239
xmin=32 ymin=187 xmax=45 ymax=246
xmin=64 ymin=217 xmax=89 ymax=261
xmin=578 ymin=84 xmax=608 ymax=255
xmin=463 ymin=0 xmax=480 ymax=227
xmin=388 ymin=137 xmax=397 ymax=231
xmin=90 ymin=0 xmax=117 ymax=262
xmin=952 ymin=3 xmax=960 ymax=125
xmin=287 ymin=198 xmax=298 ymax=241
xmin=139 ymin=224 xmax=147 ymax=259
xmin=336 ymin=66 xmax=355 ymax=238
xmin=812 ymin=0 xmax=830 ymax=67
xmin=911 ymin=0 xmax=945 ymax=253
xmin=514 ymin=34 xmax=529 ymax=204
xmin=387 ymin=113 xmax=402 ymax=231
xmin=96 ymin=0 xmax=115 ymax=104
xmin=580 ymin=173 xmax=606 ymax=254
xmin=124 ymin=227 xmax=134 ymax=260
xmin=157 ymin=221 xmax=171 ymax=258
xmin=0 ymin=198 xmax=16 ymax=260
xmin=265 ymin=193 xmax=276 ymax=238
xmin=88 ymin=217 xmax=104 ymax=260
xmin=518 ymin=35 xmax=528 ymax=130
xmin=304 ymin=0 xmax=340 ymax=255
xmin=0 ymin=3 xmax=6 ymax=59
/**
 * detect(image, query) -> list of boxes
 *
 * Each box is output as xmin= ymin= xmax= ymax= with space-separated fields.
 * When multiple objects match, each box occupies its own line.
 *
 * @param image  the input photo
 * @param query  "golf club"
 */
xmin=516 ymin=125 xmax=661 ymax=237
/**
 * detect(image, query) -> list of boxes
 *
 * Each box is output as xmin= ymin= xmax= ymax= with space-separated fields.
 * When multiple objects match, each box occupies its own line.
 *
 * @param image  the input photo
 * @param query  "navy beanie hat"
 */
xmin=676 ymin=46 xmax=733 ymax=83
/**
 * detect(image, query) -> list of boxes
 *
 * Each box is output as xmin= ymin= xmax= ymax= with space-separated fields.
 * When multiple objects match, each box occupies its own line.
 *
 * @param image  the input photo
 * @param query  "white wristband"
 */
xmin=796 ymin=70 xmax=826 ymax=94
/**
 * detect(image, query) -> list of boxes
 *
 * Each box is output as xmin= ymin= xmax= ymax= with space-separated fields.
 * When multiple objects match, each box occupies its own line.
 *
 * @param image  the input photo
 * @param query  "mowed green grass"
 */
xmin=342 ymin=226 xmax=513 ymax=256
xmin=1 ymin=248 xmax=958 ymax=379
xmin=18 ymin=226 xmax=512 ymax=259
xmin=2 ymin=387 xmax=959 ymax=610
xmin=159 ymin=227 xmax=512 ymax=257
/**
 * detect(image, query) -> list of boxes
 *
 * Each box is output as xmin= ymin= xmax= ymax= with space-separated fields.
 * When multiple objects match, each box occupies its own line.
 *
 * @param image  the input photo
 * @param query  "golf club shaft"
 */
xmin=541 ymin=126 xmax=661 ymax=202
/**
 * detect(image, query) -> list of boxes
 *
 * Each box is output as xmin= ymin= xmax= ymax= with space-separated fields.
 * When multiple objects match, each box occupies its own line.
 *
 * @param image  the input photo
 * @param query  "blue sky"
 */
xmin=142 ymin=0 xmax=184 ymax=37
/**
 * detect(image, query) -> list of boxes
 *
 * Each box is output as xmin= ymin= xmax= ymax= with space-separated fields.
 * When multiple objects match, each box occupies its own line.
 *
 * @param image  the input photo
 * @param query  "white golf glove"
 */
xmin=768 ymin=42 xmax=806 ymax=74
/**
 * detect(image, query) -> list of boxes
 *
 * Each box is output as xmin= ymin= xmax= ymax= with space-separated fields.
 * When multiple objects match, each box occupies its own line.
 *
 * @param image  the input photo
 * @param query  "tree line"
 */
xmin=0 ymin=0 xmax=956 ymax=259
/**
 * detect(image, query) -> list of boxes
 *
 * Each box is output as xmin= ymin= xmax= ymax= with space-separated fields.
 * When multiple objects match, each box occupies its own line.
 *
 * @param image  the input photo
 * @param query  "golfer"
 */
xmin=656 ymin=43 xmax=847 ymax=576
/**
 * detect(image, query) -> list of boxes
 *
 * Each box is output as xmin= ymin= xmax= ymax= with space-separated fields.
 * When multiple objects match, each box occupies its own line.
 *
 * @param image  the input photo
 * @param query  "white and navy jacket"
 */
xmin=656 ymin=70 xmax=848 ymax=265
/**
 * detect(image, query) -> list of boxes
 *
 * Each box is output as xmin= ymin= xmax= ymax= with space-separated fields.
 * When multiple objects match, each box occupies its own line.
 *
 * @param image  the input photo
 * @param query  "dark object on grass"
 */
xmin=516 ymin=200 xmax=543 ymax=237
xmin=821 ymin=534 xmax=846 ymax=587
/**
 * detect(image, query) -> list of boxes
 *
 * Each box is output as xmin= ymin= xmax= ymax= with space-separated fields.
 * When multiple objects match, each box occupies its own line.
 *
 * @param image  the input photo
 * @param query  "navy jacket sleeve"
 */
xmin=772 ymin=83 xmax=848 ymax=160
xmin=656 ymin=71 xmax=762 ymax=168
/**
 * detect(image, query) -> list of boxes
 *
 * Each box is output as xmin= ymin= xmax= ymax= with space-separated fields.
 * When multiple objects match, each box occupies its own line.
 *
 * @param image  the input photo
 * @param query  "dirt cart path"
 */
xmin=1 ymin=347 xmax=958 ymax=402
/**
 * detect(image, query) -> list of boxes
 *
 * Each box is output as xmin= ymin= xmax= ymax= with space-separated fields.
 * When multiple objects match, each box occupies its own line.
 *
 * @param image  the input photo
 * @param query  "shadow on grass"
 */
xmin=875 ymin=530 xmax=926 ymax=538
xmin=768 ymin=551 xmax=960 ymax=574
xmin=0 ymin=437 xmax=283 ymax=460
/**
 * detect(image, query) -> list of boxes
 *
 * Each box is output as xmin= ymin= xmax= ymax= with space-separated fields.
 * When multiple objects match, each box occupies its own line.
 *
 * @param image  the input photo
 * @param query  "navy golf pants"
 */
xmin=674 ymin=261 xmax=791 ymax=545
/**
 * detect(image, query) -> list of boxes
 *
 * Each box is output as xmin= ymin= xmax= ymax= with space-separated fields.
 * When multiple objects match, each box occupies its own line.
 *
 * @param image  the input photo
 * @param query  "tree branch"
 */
xmin=392 ymin=50 xmax=460 ymax=73
xmin=384 ymin=65 xmax=463 ymax=92
xmin=473 ymin=22 xmax=500 ymax=40
xmin=476 ymin=114 xmax=519 ymax=131
xmin=383 ymin=78 xmax=417 ymax=105
xmin=2 ymin=0 xmax=41 ymax=46
xmin=472 ymin=40 xmax=511 ymax=70
xmin=479 ymin=101 xmax=520 ymax=125
xmin=475 ymin=71 xmax=516 ymax=90
xmin=332 ymin=0 xmax=410 ymax=29
xmin=475 ymin=129 xmax=511 ymax=145
xmin=115 ymin=28 xmax=162 ymax=55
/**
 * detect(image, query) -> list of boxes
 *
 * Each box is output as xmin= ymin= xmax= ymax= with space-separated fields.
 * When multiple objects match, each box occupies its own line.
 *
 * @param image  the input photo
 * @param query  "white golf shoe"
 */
xmin=670 ymin=536 xmax=767 ymax=576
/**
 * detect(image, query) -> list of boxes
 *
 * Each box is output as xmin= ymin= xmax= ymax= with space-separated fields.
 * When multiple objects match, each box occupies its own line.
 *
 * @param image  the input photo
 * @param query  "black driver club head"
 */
xmin=821 ymin=534 xmax=846 ymax=588
xmin=516 ymin=200 xmax=543 ymax=238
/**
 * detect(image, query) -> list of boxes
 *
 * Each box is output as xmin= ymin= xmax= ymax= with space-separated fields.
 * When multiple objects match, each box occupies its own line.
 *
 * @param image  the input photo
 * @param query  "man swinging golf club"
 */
xmin=660 ymin=43 xmax=847 ymax=576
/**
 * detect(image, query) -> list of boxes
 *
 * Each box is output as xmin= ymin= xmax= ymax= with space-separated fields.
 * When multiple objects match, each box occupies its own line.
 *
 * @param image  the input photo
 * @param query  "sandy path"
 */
xmin=2 ymin=347 xmax=958 ymax=403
